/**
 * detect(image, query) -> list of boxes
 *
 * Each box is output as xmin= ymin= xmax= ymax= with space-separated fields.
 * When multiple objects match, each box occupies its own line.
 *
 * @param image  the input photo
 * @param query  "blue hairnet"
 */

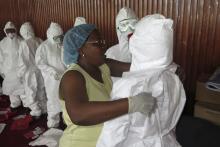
xmin=63 ymin=24 xmax=96 ymax=65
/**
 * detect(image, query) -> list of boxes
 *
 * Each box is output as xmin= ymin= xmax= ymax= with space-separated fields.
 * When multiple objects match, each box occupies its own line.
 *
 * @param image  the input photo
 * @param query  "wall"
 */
xmin=0 ymin=0 xmax=220 ymax=113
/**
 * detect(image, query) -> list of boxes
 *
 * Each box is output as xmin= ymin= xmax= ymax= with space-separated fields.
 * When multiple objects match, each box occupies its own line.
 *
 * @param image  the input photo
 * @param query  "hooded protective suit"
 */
xmin=0 ymin=21 xmax=24 ymax=108
xmin=35 ymin=22 xmax=66 ymax=128
xmin=105 ymin=7 xmax=138 ymax=63
xmin=105 ymin=7 xmax=138 ymax=83
xmin=97 ymin=14 xmax=186 ymax=147
xmin=18 ymin=22 xmax=47 ymax=116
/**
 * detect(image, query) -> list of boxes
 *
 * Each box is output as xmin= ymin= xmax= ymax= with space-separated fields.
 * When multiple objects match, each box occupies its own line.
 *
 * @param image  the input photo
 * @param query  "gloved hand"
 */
xmin=128 ymin=92 xmax=156 ymax=116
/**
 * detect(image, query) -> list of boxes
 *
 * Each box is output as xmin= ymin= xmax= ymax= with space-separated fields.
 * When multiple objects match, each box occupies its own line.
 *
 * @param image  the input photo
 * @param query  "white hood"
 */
xmin=4 ymin=21 xmax=16 ymax=34
xmin=20 ymin=22 xmax=35 ymax=40
xmin=106 ymin=7 xmax=138 ymax=63
xmin=46 ymin=22 xmax=63 ymax=44
xmin=129 ymin=14 xmax=173 ymax=71
xmin=116 ymin=7 xmax=138 ymax=39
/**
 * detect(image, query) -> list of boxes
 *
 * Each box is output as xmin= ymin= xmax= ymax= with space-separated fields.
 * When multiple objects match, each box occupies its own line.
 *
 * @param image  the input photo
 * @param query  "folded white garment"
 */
xmin=0 ymin=123 xmax=6 ymax=134
xmin=29 ymin=128 xmax=63 ymax=147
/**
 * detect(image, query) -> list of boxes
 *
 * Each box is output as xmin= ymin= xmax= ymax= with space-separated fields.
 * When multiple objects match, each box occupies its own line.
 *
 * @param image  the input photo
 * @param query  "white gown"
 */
xmin=97 ymin=14 xmax=186 ymax=147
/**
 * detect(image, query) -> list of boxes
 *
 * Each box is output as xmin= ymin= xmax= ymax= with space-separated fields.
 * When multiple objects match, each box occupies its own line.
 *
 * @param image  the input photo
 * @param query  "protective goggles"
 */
xmin=117 ymin=19 xmax=138 ymax=32
xmin=5 ymin=28 xmax=16 ymax=34
xmin=53 ymin=34 xmax=64 ymax=43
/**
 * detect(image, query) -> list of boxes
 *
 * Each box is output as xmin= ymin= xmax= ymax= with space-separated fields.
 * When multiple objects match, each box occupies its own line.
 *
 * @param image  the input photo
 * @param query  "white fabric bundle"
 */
xmin=29 ymin=128 xmax=63 ymax=147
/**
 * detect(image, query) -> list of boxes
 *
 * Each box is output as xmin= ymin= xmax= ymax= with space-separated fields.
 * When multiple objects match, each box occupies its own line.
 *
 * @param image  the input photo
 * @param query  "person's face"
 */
xmin=53 ymin=34 xmax=64 ymax=45
xmin=5 ymin=28 xmax=16 ymax=39
xmin=80 ymin=30 xmax=106 ymax=66
xmin=117 ymin=18 xmax=137 ymax=41
xmin=5 ymin=28 xmax=16 ymax=34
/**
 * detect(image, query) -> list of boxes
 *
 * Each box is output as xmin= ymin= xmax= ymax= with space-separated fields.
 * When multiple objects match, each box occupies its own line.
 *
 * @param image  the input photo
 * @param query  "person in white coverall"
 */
xmin=105 ymin=7 xmax=138 ymax=63
xmin=105 ymin=7 xmax=138 ymax=83
xmin=35 ymin=22 xmax=66 ymax=128
xmin=18 ymin=22 xmax=47 ymax=117
xmin=59 ymin=24 xmax=156 ymax=147
xmin=0 ymin=21 xmax=24 ymax=109
xmin=97 ymin=14 xmax=186 ymax=147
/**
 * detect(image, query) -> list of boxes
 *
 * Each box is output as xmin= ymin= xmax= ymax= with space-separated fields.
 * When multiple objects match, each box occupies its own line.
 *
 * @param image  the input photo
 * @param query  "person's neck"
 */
xmin=78 ymin=59 xmax=103 ymax=83
xmin=78 ymin=60 xmax=99 ymax=75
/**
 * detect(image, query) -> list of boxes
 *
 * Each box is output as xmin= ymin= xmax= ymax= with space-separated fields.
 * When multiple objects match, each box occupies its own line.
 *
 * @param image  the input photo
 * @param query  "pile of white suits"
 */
xmin=97 ymin=14 xmax=186 ymax=147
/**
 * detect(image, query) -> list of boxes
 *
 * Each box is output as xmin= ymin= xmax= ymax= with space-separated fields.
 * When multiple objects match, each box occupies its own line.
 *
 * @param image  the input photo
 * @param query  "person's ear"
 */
xmin=79 ymin=48 xmax=85 ymax=57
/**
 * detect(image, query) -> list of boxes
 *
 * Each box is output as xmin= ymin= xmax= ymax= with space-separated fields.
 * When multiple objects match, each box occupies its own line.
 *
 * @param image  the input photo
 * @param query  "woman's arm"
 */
xmin=105 ymin=58 xmax=130 ymax=77
xmin=60 ymin=70 xmax=128 ymax=126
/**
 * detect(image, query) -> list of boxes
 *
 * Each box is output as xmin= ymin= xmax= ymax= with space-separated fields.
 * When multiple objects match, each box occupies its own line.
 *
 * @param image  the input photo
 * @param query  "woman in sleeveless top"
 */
xmin=59 ymin=24 xmax=156 ymax=147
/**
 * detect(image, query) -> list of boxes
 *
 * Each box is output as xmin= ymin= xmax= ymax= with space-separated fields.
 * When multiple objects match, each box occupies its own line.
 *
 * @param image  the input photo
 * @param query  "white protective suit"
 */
xmin=35 ymin=22 xmax=66 ymax=128
xmin=18 ymin=22 xmax=47 ymax=116
xmin=97 ymin=14 xmax=186 ymax=147
xmin=105 ymin=7 xmax=138 ymax=63
xmin=0 ymin=21 xmax=24 ymax=108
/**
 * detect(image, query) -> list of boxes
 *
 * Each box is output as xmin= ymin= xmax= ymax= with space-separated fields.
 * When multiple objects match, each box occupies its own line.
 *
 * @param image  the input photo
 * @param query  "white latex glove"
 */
xmin=128 ymin=92 xmax=156 ymax=116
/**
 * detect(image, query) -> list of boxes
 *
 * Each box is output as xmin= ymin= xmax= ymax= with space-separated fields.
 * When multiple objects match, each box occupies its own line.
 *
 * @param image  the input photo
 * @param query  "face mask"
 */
xmin=7 ymin=33 xmax=16 ymax=39
xmin=22 ymin=32 xmax=34 ymax=40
